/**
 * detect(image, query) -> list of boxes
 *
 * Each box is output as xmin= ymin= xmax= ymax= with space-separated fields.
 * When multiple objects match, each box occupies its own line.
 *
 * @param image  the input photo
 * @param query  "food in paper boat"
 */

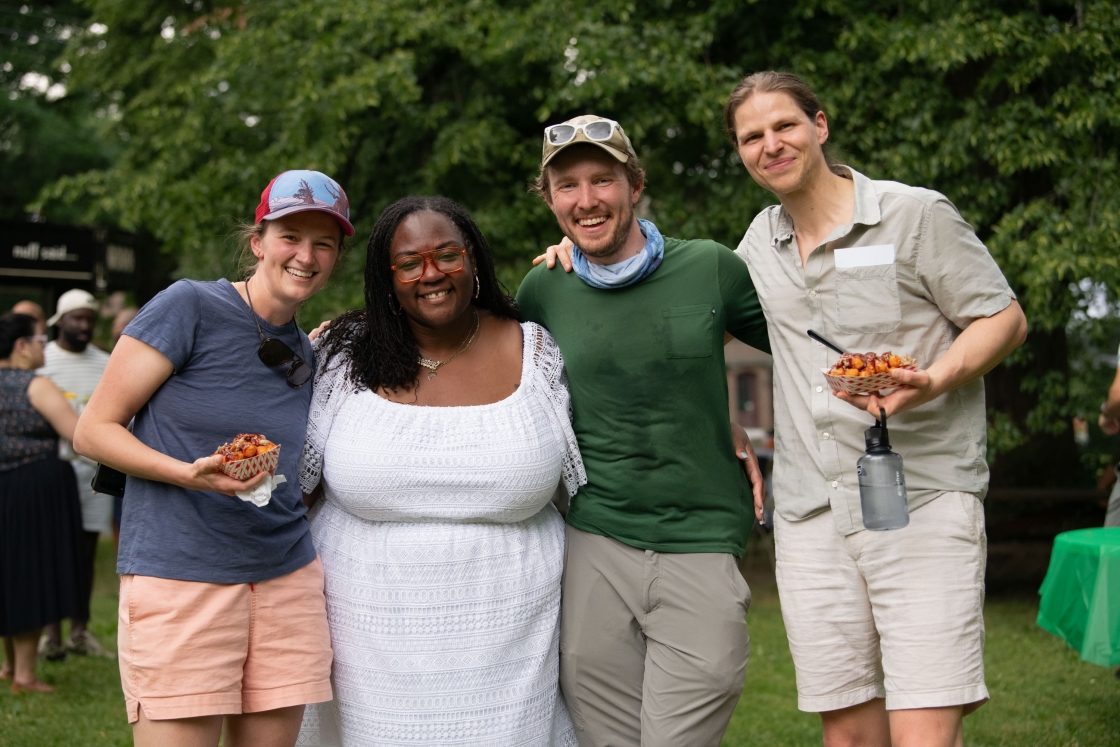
xmin=215 ymin=433 xmax=280 ymax=480
xmin=823 ymin=352 xmax=918 ymax=395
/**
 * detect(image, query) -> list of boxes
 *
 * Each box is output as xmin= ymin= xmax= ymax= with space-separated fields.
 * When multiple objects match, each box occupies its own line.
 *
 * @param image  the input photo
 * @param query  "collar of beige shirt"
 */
xmin=770 ymin=165 xmax=883 ymax=249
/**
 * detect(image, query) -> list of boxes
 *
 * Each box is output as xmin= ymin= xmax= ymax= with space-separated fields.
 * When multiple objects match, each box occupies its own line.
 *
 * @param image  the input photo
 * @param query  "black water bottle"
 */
xmin=857 ymin=408 xmax=909 ymax=530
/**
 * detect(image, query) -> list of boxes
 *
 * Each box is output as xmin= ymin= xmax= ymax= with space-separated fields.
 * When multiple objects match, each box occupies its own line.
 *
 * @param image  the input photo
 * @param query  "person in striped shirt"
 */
xmin=37 ymin=289 xmax=113 ymax=660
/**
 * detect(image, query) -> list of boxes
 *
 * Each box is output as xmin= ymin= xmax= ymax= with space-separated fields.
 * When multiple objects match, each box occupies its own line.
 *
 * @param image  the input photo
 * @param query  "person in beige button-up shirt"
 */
xmin=741 ymin=164 xmax=1018 ymax=535
xmin=726 ymin=71 xmax=1027 ymax=747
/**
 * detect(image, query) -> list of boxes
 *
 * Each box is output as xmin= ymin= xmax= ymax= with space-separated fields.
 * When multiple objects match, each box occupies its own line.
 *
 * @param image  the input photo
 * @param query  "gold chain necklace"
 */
xmin=417 ymin=308 xmax=480 ymax=380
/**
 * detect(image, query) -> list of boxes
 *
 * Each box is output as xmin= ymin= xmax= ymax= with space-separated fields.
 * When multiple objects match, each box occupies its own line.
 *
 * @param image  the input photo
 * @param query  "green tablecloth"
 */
xmin=1037 ymin=528 xmax=1120 ymax=667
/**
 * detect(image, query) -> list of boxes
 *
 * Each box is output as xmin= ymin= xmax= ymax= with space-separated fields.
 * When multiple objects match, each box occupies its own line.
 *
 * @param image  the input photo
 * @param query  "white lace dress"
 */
xmin=296 ymin=322 xmax=584 ymax=747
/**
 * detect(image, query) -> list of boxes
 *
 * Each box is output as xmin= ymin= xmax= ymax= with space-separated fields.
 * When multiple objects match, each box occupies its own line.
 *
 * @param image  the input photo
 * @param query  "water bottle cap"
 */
xmin=864 ymin=425 xmax=890 ymax=452
xmin=865 ymin=408 xmax=892 ymax=452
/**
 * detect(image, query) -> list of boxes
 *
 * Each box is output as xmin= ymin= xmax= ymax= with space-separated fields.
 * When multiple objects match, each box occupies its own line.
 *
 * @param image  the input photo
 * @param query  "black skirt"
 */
xmin=0 ymin=456 xmax=86 ymax=636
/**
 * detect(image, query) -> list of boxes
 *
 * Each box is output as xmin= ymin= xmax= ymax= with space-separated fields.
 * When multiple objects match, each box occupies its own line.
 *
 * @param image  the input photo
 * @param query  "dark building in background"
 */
xmin=725 ymin=338 xmax=773 ymax=438
xmin=0 ymin=221 xmax=174 ymax=313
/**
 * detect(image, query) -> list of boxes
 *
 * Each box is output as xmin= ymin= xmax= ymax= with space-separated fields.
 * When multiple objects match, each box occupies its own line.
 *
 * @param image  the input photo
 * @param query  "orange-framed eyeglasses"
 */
xmin=390 ymin=249 xmax=467 ymax=283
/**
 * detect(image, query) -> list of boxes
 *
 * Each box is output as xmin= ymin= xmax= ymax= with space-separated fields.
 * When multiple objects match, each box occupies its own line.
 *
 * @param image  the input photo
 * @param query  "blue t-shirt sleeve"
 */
xmin=123 ymin=280 xmax=203 ymax=371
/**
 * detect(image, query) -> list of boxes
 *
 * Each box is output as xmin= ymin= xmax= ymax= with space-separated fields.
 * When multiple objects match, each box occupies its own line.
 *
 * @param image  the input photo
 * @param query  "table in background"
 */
xmin=1037 ymin=527 xmax=1120 ymax=667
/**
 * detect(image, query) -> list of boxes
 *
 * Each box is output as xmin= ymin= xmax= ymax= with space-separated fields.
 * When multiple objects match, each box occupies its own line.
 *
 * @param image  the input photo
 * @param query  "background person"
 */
xmin=11 ymin=301 xmax=46 ymax=336
xmin=298 ymin=196 xmax=583 ymax=746
xmin=519 ymin=115 xmax=769 ymax=747
xmin=726 ymin=71 xmax=1027 ymax=747
xmin=1098 ymin=343 xmax=1120 ymax=527
xmin=110 ymin=307 xmax=139 ymax=349
xmin=73 ymin=170 xmax=349 ymax=747
xmin=0 ymin=312 xmax=83 ymax=694
xmin=37 ymin=289 xmax=113 ymax=660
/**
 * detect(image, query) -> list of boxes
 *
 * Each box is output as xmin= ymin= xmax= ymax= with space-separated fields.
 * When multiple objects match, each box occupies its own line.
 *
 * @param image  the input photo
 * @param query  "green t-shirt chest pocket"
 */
xmin=835 ymin=264 xmax=902 ymax=334
xmin=662 ymin=304 xmax=715 ymax=359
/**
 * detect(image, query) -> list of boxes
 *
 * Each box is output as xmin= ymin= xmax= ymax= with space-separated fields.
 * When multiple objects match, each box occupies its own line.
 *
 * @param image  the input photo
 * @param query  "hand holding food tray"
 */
xmin=807 ymin=329 xmax=918 ymax=396
xmin=824 ymin=352 xmax=918 ymax=395
xmin=214 ymin=433 xmax=280 ymax=481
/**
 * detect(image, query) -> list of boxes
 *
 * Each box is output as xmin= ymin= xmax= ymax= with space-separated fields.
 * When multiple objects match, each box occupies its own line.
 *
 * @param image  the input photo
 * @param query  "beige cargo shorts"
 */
xmin=774 ymin=491 xmax=989 ymax=713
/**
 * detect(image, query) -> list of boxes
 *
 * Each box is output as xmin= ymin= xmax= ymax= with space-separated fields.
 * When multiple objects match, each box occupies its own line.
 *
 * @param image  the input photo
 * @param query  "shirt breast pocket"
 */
xmin=835 ymin=264 xmax=902 ymax=334
xmin=662 ymin=305 xmax=714 ymax=359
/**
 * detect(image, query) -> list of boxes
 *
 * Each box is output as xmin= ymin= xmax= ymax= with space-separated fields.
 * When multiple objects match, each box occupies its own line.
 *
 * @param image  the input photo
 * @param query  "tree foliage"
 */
xmin=39 ymin=0 xmax=1120 ymax=484
xmin=1 ymin=1 xmax=116 ymax=222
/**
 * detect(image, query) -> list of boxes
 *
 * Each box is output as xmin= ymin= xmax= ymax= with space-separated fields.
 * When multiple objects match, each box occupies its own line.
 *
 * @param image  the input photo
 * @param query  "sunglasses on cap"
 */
xmin=545 ymin=118 xmax=622 ymax=146
xmin=245 ymin=278 xmax=313 ymax=388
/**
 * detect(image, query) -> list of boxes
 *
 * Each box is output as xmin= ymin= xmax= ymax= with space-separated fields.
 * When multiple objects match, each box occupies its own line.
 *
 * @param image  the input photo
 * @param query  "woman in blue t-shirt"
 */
xmin=74 ymin=170 xmax=353 ymax=747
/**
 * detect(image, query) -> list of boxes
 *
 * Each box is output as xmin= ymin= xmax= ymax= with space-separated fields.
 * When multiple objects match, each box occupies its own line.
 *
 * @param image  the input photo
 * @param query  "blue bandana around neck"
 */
xmin=571 ymin=218 xmax=664 ymax=290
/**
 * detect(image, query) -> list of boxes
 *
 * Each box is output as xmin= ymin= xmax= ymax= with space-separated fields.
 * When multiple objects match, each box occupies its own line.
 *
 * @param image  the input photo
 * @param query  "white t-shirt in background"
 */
xmin=38 ymin=340 xmax=112 ymax=533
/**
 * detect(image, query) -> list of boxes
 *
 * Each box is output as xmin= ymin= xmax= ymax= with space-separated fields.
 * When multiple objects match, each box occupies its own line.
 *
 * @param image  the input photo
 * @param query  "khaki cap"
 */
xmin=541 ymin=115 xmax=638 ymax=168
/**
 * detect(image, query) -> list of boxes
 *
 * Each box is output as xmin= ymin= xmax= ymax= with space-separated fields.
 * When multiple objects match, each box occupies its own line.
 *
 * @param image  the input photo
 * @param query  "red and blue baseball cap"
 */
xmin=254 ymin=170 xmax=355 ymax=236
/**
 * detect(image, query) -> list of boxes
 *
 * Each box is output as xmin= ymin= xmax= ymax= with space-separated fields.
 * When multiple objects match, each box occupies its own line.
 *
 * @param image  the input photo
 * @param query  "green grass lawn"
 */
xmin=2 ymin=539 xmax=130 ymax=747
xmin=2 ymin=538 xmax=1118 ymax=746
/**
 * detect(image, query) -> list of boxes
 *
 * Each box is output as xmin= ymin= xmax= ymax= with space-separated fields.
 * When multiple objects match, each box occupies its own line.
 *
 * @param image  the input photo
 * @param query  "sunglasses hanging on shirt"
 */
xmin=245 ymin=278 xmax=313 ymax=388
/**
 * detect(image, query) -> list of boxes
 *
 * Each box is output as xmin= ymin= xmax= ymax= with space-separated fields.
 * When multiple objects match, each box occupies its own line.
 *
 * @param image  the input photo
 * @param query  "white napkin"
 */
xmin=236 ymin=474 xmax=286 ymax=507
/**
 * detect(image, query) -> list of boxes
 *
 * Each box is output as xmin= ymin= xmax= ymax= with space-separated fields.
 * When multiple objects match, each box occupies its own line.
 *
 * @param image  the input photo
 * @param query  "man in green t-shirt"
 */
xmin=516 ymin=115 xmax=770 ymax=747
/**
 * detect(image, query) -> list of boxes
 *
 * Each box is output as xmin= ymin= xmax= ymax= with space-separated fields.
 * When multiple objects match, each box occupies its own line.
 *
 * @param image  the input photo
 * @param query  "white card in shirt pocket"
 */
xmin=834 ymin=244 xmax=896 ymax=268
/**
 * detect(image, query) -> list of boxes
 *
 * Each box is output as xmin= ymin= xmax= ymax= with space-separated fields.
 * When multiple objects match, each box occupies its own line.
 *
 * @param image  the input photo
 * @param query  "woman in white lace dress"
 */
xmin=297 ymin=196 xmax=583 ymax=747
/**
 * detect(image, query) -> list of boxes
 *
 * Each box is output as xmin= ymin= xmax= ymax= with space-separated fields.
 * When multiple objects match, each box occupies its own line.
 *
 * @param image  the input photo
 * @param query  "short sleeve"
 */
xmin=516 ymin=268 xmax=544 ymax=326
xmin=734 ymin=211 xmax=766 ymax=268
xmin=297 ymin=343 xmax=352 ymax=495
xmin=524 ymin=322 xmax=586 ymax=497
xmin=718 ymin=245 xmax=771 ymax=354
xmin=123 ymin=280 xmax=202 ymax=372
xmin=917 ymin=198 xmax=1016 ymax=329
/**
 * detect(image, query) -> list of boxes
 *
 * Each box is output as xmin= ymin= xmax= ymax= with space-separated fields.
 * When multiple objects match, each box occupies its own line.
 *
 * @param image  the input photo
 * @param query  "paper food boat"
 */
xmin=822 ymin=366 xmax=917 ymax=396
xmin=219 ymin=444 xmax=281 ymax=480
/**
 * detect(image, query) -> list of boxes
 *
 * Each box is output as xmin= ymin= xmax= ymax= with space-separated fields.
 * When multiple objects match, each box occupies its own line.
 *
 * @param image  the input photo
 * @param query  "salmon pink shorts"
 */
xmin=118 ymin=557 xmax=333 ymax=723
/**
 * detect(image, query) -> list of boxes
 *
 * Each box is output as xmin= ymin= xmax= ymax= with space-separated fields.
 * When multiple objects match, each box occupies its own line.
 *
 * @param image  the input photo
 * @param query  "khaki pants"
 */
xmin=559 ymin=525 xmax=751 ymax=747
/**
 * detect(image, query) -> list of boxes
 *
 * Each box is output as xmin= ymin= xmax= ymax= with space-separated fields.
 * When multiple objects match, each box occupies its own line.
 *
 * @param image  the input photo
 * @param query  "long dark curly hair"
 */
xmin=320 ymin=195 xmax=520 ymax=394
